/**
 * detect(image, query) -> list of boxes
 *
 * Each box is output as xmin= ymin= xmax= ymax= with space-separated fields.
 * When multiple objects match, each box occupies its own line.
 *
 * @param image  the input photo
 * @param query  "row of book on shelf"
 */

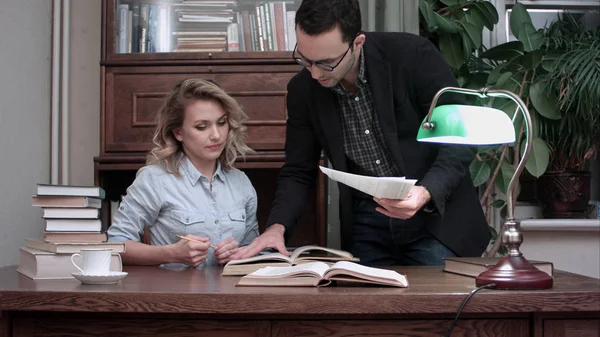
xmin=18 ymin=184 xmax=125 ymax=280
xmin=116 ymin=0 xmax=297 ymax=54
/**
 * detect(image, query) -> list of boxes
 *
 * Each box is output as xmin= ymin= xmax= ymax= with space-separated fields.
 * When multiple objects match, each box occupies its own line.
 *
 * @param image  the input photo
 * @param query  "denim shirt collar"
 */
xmin=181 ymin=155 xmax=224 ymax=186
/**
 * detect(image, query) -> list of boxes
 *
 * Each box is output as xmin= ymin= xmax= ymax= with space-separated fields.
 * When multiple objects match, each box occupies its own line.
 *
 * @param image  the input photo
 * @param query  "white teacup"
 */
xmin=71 ymin=248 xmax=112 ymax=275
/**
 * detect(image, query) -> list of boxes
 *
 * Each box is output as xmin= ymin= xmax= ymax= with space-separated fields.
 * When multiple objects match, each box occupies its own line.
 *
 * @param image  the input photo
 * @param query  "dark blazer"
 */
xmin=267 ymin=32 xmax=490 ymax=257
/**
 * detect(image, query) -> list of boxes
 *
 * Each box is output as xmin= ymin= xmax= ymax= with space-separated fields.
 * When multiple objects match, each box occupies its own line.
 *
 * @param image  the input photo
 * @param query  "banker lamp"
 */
xmin=417 ymin=87 xmax=553 ymax=290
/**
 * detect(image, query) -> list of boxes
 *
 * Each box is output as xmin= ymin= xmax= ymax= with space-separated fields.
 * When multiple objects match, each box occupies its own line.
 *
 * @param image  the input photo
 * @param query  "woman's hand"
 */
xmin=213 ymin=237 xmax=240 ymax=265
xmin=170 ymin=235 xmax=211 ymax=267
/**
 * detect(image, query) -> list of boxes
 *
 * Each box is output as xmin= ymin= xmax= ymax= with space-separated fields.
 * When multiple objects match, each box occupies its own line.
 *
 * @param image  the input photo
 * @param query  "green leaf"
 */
xmin=474 ymin=1 xmax=499 ymax=30
xmin=480 ymin=41 xmax=524 ymax=60
xmin=419 ymin=0 xmax=437 ymax=30
xmin=516 ymin=23 xmax=544 ymax=52
xmin=464 ymin=7 xmax=485 ymax=31
xmin=494 ymin=160 xmax=516 ymax=195
xmin=521 ymin=136 xmax=550 ymax=178
xmin=493 ymin=72 xmax=513 ymax=88
xmin=434 ymin=12 xmax=460 ymax=33
xmin=440 ymin=0 xmax=461 ymax=5
xmin=461 ymin=31 xmax=474 ymax=62
xmin=491 ymin=199 xmax=506 ymax=208
xmin=509 ymin=2 xmax=533 ymax=39
xmin=470 ymin=159 xmax=492 ymax=187
xmin=439 ymin=34 xmax=465 ymax=69
xmin=522 ymin=50 xmax=542 ymax=70
xmin=541 ymin=50 xmax=563 ymax=72
xmin=529 ymin=82 xmax=561 ymax=120
xmin=460 ymin=21 xmax=482 ymax=49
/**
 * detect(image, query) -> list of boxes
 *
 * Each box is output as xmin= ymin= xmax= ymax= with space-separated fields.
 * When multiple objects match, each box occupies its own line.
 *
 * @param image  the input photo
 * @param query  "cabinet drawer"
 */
xmin=272 ymin=319 xmax=529 ymax=337
xmin=104 ymin=66 xmax=298 ymax=154
xmin=13 ymin=316 xmax=270 ymax=337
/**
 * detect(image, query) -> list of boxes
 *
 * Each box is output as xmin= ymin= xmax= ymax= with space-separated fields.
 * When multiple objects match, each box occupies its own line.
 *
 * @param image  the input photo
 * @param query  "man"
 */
xmin=232 ymin=0 xmax=490 ymax=266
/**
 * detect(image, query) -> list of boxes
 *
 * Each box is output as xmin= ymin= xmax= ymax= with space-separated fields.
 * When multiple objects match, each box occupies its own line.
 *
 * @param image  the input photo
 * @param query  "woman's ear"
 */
xmin=173 ymin=127 xmax=183 ymax=142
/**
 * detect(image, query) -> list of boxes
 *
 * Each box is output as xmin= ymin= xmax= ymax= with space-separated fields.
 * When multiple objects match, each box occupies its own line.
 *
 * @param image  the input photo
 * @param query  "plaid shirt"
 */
xmin=331 ymin=48 xmax=401 ymax=178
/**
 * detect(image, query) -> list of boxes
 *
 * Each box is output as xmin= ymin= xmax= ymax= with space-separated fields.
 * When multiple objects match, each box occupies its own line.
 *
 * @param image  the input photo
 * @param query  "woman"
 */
xmin=107 ymin=78 xmax=258 ymax=268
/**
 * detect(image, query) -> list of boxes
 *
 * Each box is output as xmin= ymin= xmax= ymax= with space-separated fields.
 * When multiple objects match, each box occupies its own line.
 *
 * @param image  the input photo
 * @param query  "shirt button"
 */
xmin=185 ymin=218 xmax=189 ymax=223
xmin=376 ymin=160 xmax=381 ymax=165
xmin=363 ymin=79 xmax=367 ymax=83
xmin=215 ymin=220 xmax=219 ymax=224
xmin=119 ymin=206 xmax=124 ymax=211
xmin=212 ymin=193 xmax=216 ymax=198
xmin=354 ymin=97 xmax=359 ymax=102
xmin=365 ymin=129 xmax=370 ymax=135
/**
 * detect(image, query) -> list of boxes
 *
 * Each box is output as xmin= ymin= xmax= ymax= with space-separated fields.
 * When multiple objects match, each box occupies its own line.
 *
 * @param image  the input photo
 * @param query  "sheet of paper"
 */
xmin=319 ymin=166 xmax=417 ymax=199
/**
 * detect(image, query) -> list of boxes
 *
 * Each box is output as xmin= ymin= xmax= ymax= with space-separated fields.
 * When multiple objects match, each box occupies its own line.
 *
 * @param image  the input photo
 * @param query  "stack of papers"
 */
xmin=319 ymin=166 xmax=417 ymax=199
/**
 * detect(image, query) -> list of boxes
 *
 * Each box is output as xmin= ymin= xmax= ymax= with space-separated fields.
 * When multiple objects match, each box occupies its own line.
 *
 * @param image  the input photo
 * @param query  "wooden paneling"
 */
xmin=272 ymin=319 xmax=529 ymax=337
xmin=543 ymin=319 xmax=600 ymax=337
xmin=12 ymin=316 xmax=270 ymax=337
xmin=103 ymin=68 xmax=297 ymax=154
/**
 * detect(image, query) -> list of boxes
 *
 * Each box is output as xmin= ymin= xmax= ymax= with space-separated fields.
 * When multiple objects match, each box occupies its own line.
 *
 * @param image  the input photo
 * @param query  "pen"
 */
xmin=176 ymin=235 xmax=217 ymax=250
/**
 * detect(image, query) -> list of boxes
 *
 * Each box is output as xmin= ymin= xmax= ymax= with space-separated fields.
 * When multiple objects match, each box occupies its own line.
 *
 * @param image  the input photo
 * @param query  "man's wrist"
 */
xmin=267 ymin=223 xmax=286 ymax=236
xmin=419 ymin=185 xmax=436 ymax=213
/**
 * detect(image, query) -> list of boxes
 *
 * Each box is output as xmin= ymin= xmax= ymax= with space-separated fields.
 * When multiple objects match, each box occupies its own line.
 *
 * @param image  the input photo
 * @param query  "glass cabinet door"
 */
xmin=110 ymin=0 xmax=301 ymax=56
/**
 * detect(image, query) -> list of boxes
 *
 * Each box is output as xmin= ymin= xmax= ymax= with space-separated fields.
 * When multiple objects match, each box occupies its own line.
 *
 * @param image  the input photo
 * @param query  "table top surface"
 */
xmin=0 ymin=265 xmax=598 ymax=315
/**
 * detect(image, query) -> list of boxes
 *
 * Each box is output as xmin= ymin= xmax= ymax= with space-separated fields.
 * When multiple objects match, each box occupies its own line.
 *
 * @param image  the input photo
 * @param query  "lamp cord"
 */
xmin=442 ymin=283 xmax=497 ymax=337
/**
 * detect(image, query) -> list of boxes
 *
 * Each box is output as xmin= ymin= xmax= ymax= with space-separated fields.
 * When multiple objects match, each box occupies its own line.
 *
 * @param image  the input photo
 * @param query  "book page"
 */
xmin=325 ymin=261 xmax=409 ymax=286
xmin=291 ymin=245 xmax=354 ymax=263
xmin=319 ymin=166 xmax=417 ymax=199
xmin=248 ymin=261 xmax=330 ymax=278
xmin=225 ymin=252 xmax=292 ymax=266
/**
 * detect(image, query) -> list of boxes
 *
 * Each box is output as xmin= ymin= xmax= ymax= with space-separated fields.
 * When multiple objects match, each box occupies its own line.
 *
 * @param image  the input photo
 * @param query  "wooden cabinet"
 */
xmin=96 ymin=0 xmax=326 ymax=247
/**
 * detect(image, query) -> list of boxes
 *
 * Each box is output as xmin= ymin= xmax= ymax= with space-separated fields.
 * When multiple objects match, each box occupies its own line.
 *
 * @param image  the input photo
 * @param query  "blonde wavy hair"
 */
xmin=147 ymin=78 xmax=254 ymax=174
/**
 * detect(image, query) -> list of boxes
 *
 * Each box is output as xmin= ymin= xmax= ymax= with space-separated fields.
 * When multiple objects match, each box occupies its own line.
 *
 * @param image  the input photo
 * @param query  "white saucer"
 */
xmin=72 ymin=271 xmax=128 ymax=285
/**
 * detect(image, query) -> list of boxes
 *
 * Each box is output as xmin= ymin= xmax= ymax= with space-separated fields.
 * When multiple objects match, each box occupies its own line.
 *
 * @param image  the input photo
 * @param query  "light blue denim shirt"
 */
xmin=107 ymin=156 xmax=259 ymax=267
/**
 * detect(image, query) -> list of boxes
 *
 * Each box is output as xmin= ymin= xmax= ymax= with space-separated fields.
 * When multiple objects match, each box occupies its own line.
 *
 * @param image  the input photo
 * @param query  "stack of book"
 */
xmin=17 ymin=184 xmax=124 ymax=280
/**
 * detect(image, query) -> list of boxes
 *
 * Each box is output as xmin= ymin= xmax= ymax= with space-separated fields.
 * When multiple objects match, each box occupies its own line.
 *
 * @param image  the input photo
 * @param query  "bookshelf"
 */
xmin=96 ymin=0 xmax=327 ymax=247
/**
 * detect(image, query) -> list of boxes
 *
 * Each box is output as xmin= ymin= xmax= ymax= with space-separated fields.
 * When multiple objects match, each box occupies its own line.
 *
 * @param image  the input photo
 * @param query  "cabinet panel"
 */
xmin=544 ymin=319 xmax=600 ymax=337
xmin=12 ymin=316 xmax=270 ymax=337
xmin=272 ymin=319 xmax=529 ymax=337
xmin=104 ymin=67 xmax=297 ymax=154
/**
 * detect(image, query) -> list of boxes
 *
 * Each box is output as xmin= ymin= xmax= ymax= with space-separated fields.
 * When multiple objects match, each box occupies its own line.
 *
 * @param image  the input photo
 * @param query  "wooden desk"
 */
xmin=0 ymin=265 xmax=598 ymax=337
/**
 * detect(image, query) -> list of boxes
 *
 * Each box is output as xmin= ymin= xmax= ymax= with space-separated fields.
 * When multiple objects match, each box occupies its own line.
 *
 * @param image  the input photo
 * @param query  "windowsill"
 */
xmin=520 ymin=219 xmax=600 ymax=231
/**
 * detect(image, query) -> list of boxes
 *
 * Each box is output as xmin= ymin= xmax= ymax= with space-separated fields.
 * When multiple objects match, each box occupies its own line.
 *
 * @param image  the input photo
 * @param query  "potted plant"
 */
xmin=536 ymin=14 xmax=600 ymax=218
xmin=420 ymin=1 xmax=559 ymax=254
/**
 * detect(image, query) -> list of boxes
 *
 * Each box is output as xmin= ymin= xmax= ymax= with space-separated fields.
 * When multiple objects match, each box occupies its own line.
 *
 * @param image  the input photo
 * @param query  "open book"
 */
xmin=237 ymin=261 xmax=409 ymax=287
xmin=222 ymin=245 xmax=359 ymax=276
xmin=319 ymin=166 xmax=417 ymax=199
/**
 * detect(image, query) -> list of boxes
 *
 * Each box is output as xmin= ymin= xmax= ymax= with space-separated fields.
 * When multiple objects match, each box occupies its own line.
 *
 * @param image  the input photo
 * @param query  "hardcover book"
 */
xmin=17 ymin=247 xmax=122 ymax=280
xmin=223 ymin=245 xmax=359 ymax=276
xmin=36 ymin=184 xmax=106 ymax=199
xmin=31 ymin=195 xmax=102 ymax=208
xmin=237 ymin=261 xmax=409 ymax=287
xmin=44 ymin=231 xmax=107 ymax=243
xmin=25 ymin=238 xmax=125 ymax=254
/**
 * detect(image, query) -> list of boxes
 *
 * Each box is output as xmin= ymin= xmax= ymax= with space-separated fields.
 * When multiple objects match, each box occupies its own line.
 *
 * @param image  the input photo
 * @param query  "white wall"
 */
xmin=0 ymin=1 xmax=100 ymax=268
xmin=69 ymin=1 xmax=101 ymax=186
xmin=0 ymin=0 xmax=53 ymax=267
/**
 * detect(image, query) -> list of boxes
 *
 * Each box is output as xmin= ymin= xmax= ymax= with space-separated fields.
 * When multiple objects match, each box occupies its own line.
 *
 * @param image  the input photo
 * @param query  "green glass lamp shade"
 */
xmin=417 ymin=105 xmax=516 ymax=145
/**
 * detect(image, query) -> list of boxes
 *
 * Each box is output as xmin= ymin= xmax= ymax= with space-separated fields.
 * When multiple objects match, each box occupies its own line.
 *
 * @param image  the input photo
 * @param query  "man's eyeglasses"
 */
xmin=292 ymin=42 xmax=353 ymax=72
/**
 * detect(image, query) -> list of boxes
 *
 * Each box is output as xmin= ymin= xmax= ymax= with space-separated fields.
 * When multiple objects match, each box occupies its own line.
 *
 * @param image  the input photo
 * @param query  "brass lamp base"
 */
xmin=476 ymin=255 xmax=553 ymax=290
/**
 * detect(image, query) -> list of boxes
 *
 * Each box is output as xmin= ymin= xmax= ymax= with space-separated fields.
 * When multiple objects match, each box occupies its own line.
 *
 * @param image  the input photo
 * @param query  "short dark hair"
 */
xmin=295 ymin=0 xmax=361 ymax=43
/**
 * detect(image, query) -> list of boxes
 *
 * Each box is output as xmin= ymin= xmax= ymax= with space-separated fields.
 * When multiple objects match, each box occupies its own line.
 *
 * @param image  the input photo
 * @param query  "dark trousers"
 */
xmin=350 ymin=198 xmax=456 ymax=266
